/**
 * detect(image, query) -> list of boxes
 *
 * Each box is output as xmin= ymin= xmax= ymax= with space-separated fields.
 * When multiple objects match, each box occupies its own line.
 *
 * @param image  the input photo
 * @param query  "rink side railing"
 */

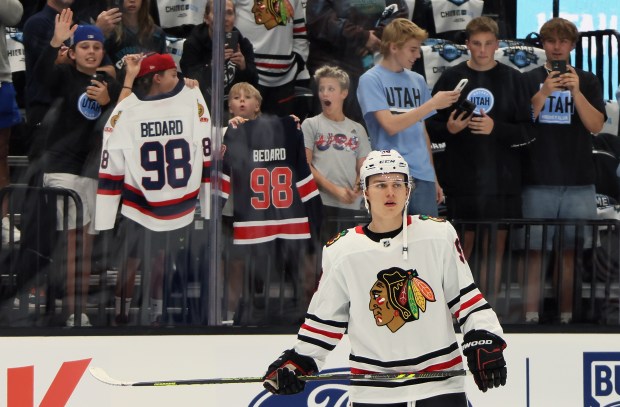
xmin=1 ymin=185 xmax=619 ymax=329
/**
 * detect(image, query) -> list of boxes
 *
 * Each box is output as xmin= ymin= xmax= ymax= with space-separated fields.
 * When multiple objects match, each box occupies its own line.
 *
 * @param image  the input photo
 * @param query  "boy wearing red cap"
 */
xmin=34 ymin=8 xmax=121 ymax=327
xmin=96 ymin=52 xmax=212 ymax=325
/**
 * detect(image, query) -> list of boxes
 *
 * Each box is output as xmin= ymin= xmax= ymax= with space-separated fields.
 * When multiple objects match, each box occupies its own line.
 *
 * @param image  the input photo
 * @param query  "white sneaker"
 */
xmin=560 ymin=312 xmax=573 ymax=324
xmin=66 ymin=313 xmax=92 ymax=327
xmin=525 ymin=312 xmax=539 ymax=323
xmin=2 ymin=216 xmax=20 ymax=244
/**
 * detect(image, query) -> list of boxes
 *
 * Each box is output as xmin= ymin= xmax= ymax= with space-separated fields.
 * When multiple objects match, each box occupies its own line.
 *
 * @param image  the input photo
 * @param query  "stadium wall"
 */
xmin=1 ymin=333 xmax=619 ymax=406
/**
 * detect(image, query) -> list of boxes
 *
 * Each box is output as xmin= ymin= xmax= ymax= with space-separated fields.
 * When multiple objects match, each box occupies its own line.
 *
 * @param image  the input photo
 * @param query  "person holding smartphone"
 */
xmin=357 ymin=19 xmax=460 ymax=218
xmin=180 ymin=0 xmax=258 ymax=119
xmin=426 ymin=16 xmax=533 ymax=306
xmin=35 ymin=12 xmax=121 ymax=327
xmin=104 ymin=0 xmax=167 ymax=71
xmin=521 ymin=17 xmax=606 ymax=325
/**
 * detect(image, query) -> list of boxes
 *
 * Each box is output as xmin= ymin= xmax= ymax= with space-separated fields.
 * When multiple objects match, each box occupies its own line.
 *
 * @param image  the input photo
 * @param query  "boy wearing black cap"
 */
xmin=35 ymin=8 xmax=121 ymax=327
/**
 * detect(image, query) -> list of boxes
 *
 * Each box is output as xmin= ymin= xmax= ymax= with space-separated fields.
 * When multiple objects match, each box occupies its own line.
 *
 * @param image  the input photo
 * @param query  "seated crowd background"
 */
xmin=1 ymin=0 xmax=619 ymax=328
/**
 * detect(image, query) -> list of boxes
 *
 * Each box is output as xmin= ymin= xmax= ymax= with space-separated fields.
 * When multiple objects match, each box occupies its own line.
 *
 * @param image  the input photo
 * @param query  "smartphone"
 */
xmin=225 ymin=31 xmax=239 ymax=51
xmin=91 ymin=72 xmax=105 ymax=85
xmin=551 ymin=60 xmax=567 ymax=75
xmin=112 ymin=0 xmax=124 ymax=12
xmin=454 ymin=78 xmax=469 ymax=92
xmin=453 ymin=99 xmax=476 ymax=118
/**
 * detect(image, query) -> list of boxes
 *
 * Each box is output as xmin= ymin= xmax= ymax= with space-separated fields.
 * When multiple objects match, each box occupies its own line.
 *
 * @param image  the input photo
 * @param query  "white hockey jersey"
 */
xmin=235 ymin=0 xmax=308 ymax=87
xmin=294 ymin=215 xmax=504 ymax=404
xmin=95 ymin=83 xmax=212 ymax=232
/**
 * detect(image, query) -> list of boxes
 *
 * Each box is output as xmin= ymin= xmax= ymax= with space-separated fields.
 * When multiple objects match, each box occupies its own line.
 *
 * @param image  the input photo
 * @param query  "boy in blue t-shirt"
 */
xmin=357 ymin=18 xmax=459 ymax=216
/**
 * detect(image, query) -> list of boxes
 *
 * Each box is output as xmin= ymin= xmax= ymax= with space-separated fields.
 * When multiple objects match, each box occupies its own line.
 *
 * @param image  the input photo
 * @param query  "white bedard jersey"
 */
xmin=95 ymin=85 xmax=212 ymax=231
xmin=294 ymin=215 xmax=504 ymax=404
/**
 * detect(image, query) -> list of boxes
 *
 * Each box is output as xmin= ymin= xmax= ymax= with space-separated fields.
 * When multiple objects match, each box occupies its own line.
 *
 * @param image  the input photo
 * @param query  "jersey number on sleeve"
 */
xmin=250 ymin=167 xmax=293 ymax=210
xmin=141 ymin=139 xmax=192 ymax=190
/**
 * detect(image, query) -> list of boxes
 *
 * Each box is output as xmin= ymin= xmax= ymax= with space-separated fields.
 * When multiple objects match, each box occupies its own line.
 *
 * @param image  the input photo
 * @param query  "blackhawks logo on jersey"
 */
xmin=110 ymin=110 xmax=122 ymax=128
xmin=369 ymin=267 xmax=436 ymax=333
xmin=252 ymin=0 xmax=293 ymax=29
xmin=326 ymin=229 xmax=347 ymax=247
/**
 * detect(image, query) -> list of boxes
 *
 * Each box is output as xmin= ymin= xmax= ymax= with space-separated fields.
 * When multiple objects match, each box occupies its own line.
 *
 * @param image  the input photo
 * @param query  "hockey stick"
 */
xmin=89 ymin=366 xmax=466 ymax=387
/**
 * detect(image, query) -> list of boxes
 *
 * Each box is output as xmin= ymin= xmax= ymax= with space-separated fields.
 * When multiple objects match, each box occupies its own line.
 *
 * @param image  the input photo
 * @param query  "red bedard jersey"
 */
xmin=221 ymin=115 xmax=321 ymax=244
xmin=95 ymin=84 xmax=212 ymax=232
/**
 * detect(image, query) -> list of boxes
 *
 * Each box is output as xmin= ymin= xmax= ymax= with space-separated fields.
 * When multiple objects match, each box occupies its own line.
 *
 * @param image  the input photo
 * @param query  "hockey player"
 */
xmin=263 ymin=149 xmax=507 ymax=405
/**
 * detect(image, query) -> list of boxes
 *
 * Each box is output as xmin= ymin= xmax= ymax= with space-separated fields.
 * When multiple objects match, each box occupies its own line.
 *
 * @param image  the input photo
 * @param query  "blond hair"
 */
xmin=228 ymin=82 xmax=263 ymax=108
xmin=313 ymin=65 xmax=350 ymax=91
xmin=380 ymin=18 xmax=428 ymax=57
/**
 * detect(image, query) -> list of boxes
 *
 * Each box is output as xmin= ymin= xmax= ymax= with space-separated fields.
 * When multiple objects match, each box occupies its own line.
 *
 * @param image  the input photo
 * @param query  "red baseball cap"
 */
xmin=137 ymin=53 xmax=177 ymax=78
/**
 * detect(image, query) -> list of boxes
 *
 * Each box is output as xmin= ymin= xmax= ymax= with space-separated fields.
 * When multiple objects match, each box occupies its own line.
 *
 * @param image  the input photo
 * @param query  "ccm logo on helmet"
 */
xmin=462 ymin=340 xmax=493 ymax=350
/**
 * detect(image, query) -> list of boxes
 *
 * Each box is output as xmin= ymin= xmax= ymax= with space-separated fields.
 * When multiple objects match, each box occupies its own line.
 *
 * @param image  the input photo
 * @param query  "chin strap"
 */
xmin=402 ymin=210 xmax=408 ymax=260
xmin=402 ymin=181 xmax=413 ymax=260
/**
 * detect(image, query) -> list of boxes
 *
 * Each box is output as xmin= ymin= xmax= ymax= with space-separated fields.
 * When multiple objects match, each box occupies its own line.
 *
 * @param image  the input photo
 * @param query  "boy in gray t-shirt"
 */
xmin=302 ymin=66 xmax=371 ymax=242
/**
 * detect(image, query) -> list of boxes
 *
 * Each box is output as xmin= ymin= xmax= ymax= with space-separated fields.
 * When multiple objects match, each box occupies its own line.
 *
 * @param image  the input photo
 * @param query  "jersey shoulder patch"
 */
xmin=417 ymin=215 xmax=446 ymax=223
xmin=326 ymin=229 xmax=348 ymax=247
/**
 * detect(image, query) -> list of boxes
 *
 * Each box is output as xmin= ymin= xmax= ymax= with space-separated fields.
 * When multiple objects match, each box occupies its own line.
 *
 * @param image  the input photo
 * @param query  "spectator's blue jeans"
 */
xmin=407 ymin=179 xmax=438 ymax=216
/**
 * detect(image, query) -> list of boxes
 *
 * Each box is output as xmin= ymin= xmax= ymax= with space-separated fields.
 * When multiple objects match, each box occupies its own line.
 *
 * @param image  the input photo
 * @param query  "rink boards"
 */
xmin=1 ymin=333 xmax=619 ymax=406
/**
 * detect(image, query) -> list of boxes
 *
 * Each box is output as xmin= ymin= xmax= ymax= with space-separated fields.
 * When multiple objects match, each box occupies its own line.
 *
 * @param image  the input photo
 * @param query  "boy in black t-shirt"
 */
xmin=36 ymin=9 xmax=120 ymax=326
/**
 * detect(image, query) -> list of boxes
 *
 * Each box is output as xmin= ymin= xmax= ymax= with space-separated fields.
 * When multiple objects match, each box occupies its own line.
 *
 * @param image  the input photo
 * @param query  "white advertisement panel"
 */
xmin=0 ymin=334 xmax=619 ymax=406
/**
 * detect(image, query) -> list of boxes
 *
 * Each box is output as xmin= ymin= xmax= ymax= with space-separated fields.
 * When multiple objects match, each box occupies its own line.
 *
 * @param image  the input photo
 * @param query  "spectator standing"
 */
xmin=522 ymin=17 xmax=606 ymax=324
xmin=221 ymin=82 xmax=263 ymax=324
xmin=427 ymin=17 xmax=533 ymax=303
xmin=36 ymin=11 xmax=121 ymax=326
xmin=221 ymin=84 xmax=323 ymax=323
xmin=180 ymin=0 xmax=258 ymax=116
xmin=23 ymin=0 xmax=120 ymax=140
xmin=357 ymin=18 xmax=459 ymax=216
xmin=104 ymin=0 xmax=166 ymax=71
xmin=0 ymin=0 xmax=24 ymax=244
xmin=235 ymin=0 xmax=309 ymax=116
xmin=305 ymin=0 xmax=408 ymax=123
xmin=96 ymin=53 xmax=212 ymax=325
xmin=302 ymin=66 xmax=371 ymax=242
xmin=262 ymin=149 xmax=507 ymax=404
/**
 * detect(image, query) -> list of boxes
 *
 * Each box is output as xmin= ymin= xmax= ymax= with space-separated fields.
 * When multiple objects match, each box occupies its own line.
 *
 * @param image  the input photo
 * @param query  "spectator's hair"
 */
xmin=111 ymin=0 xmax=156 ymax=46
xmin=314 ymin=66 xmax=350 ymax=91
xmin=466 ymin=16 xmax=499 ymax=39
xmin=380 ymin=18 xmax=428 ymax=57
xmin=134 ymin=72 xmax=157 ymax=96
xmin=204 ymin=0 xmax=235 ymax=17
xmin=228 ymin=82 xmax=263 ymax=108
xmin=539 ymin=17 xmax=579 ymax=44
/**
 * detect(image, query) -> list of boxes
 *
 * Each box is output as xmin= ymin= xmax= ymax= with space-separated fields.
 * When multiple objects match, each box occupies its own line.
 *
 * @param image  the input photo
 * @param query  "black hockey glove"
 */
xmin=263 ymin=349 xmax=318 ymax=395
xmin=461 ymin=330 xmax=507 ymax=392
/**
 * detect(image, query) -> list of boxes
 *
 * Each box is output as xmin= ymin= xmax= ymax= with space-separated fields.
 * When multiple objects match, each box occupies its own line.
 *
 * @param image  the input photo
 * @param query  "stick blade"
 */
xmin=89 ymin=367 xmax=134 ymax=386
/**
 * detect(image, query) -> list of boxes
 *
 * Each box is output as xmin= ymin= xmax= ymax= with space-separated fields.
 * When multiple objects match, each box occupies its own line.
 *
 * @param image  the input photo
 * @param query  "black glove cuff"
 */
xmin=462 ymin=330 xmax=507 ymax=355
xmin=264 ymin=349 xmax=318 ymax=379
